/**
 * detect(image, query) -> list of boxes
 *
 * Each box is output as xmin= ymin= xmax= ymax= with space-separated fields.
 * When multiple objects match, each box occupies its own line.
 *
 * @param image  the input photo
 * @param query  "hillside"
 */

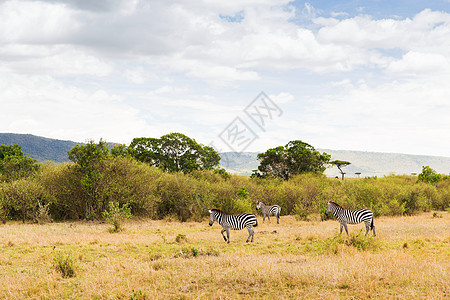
xmin=1 ymin=133 xmax=449 ymax=177
xmin=0 ymin=133 xmax=78 ymax=163
xmin=220 ymin=150 xmax=450 ymax=178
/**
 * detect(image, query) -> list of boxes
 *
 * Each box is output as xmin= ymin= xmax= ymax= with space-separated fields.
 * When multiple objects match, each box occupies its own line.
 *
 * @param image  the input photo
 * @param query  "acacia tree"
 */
xmin=254 ymin=140 xmax=330 ymax=180
xmin=129 ymin=133 xmax=220 ymax=173
xmin=330 ymin=160 xmax=351 ymax=180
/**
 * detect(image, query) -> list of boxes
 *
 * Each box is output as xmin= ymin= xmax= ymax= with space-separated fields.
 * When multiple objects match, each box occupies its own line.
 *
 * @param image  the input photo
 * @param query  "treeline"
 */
xmin=0 ymin=156 xmax=449 ymax=223
xmin=0 ymin=137 xmax=449 ymax=223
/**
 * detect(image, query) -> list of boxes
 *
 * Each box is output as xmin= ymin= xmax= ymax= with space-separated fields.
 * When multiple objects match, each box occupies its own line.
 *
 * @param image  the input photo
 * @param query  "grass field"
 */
xmin=0 ymin=212 xmax=448 ymax=299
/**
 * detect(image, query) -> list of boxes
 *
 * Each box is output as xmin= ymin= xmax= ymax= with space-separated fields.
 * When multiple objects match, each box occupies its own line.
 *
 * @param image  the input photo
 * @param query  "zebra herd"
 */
xmin=208 ymin=201 xmax=376 ymax=243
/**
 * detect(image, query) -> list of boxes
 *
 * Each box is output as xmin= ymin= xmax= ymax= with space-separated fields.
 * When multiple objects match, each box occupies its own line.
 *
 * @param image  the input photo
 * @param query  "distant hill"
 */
xmin=220 ymin=150 xmax=450 ymax=178
xmin=1 ymin=133 xmax=449 ymax=177
xmin=0 ymin=133 xmax=79 ymax=163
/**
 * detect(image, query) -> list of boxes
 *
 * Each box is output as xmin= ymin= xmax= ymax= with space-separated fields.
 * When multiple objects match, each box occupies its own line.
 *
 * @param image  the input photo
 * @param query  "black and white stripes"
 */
xmin=208 ymin=209 xmax=258 ymax=243
xmin=325 ymin=201 xmax=376 ymax=236
xmin=256 ymin=201 xmax=281 ymax=224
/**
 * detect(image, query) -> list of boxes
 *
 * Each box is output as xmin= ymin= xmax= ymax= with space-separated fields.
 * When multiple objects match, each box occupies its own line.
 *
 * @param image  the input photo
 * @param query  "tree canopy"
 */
xmin=0 ymin=144 xmax=39 ymax=182
xmin=129 ymin=133 xmax=220 ymax=173
xmin=330 ymin=160 xmax=351 ymax=180
xmin=254 ymin=140 xmax=330 ymax=180
xmin=417 ymin=165 xmax=442 ymax=183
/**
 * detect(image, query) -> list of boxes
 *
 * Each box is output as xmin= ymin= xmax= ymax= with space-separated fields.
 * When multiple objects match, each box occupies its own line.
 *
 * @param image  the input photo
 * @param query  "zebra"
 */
xmin=208 ymin=209 xmax=258 ymax=243
xmin=256 ymin=201 xmax=281 ymax=224
xmin=325 ymin=201 xmax=376 ymax=236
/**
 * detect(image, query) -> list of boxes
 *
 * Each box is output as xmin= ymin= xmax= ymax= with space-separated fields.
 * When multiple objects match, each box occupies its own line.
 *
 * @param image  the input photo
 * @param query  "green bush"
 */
xmin=102 ymin=201 xmax=132 ymax=232
xmin=53 ymin=251 xmax=76 ymax=278
xmin=0 ymin=178 xmax=47 ymax=223
xmin=1 ymin=154 xmax=448 ymax=223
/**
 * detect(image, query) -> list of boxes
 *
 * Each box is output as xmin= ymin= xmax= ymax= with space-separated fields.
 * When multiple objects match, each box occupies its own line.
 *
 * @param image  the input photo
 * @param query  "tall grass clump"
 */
xmin=311 ymin=232 xmax=381 ymax=255
xmin=102 ymin=201 xmax=132 ymax=232
xmin=53 ymin=251 xmax=76 ymax=278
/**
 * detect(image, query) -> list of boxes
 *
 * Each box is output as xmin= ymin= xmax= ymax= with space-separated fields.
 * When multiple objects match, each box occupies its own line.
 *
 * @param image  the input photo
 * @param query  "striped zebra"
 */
xmin=208 ymin=209 xmax=258 ymax=243
xmin=325 ymin=201 xmax=376 ymax=236
xmin=256 ymin=201 xmax=281 ymax=224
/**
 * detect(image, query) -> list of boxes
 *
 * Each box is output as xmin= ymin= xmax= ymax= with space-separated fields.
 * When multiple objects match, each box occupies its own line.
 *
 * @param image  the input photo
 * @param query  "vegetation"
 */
xmin=253 ymin=140 xmax=330 ymax=180
xmin=0 ymin=138 xmax=448 ymax=224
xmin=129 ymin=132 xmax=220 ymax=173
xmin=418 ymin=165 xmax=442 ymax=183
xmin=330 ymin=160 xmax=351 ymax=180
xmin=102 ymin=201 xmax=132 ymax=233
xmin=0 ymin=136 xmax=448 ymax=298
xmin=0 ymin=213 xmax=447 ymax=298
xmin=0 ymin=157 xmax=448 ymax=223
xmin=53 ymin=251 xmax=76 ymax=278
xmin=0 ymin=133 xmax=78 ymax=163
xmin=0 ymin=144 xmax=40 ymax=182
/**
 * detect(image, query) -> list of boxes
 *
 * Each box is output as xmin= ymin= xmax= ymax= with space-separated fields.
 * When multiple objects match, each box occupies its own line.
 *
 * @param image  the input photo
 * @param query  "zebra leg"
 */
xmin=343 ymin=223 xmax=349 ymax=235
xmin=372 ymin=224 xmax=376 ymax=236
xmin=340 ymin=223 xmax=343 ymax=234
xmin=365 ymin=221 xmax=370 ymax=236
xmin=226 ymin=228 xmax=230 ymax=244
xmin=276 ymin=214 xmax=280 ymax=224
xmin=221 ymin=229 xmax=227 ymax=242
xmin=246 ymin=226 xmax=254 ymax=243
xmin=267 ymin=215 xmax=270 ymax=223
xmin=262 ymin=213 xmax=266 ymax=223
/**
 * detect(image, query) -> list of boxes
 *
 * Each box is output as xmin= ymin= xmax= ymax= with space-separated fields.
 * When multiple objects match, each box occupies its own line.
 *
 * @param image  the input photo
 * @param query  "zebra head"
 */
xmin=256 ymin=201 xmax=262 ymax=209
xmin=325 ymin=201 xmax=332 ymax=214
xmin=208 ymin=209 xmax=216 ymax=226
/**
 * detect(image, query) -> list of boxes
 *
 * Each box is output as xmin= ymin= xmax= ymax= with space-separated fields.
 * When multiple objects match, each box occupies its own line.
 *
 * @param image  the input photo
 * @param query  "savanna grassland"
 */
xmin=0 ymin=212 xmax=448 ymax=299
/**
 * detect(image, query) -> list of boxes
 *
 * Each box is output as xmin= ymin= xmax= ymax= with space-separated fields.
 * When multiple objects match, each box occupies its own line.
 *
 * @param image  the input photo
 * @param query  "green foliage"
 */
xmin=130 ymin=289 xmax=147 ymax=300
xmin=236 ymin=186 xmax=249 ymax=199
xmin=312 ymin=233 xmax=380 ymax=254
xmin=0 ymin=148 xmax=448 ymax=224
xmin=34 ymin=201 xmax=52 ymax=224
xmin=110 ymin=144 xmax=134 ymax=158
xmin=0 ymin=178 xmax=46 ymax=223
xmin=0 ymin=144 xmax=40 ymax=182
xmin=68 ymin=139 xmax=110 ymax=219
xmin=102 ymin=201 xmax=132 ymax=233
xmin=330 ymin=160 xmax=351 ymax=180
xmin=53 ymin=251 xmax=76 ymax=278
xmin=213 ymin=168 xmax=231 ymax=180
xmin=255 ymin=140 xmax=330 ymax=180
xmin=129 ymin=133 xmax=220 ymax=173
xmin=418 ymin=166 xmax=442 ymax=183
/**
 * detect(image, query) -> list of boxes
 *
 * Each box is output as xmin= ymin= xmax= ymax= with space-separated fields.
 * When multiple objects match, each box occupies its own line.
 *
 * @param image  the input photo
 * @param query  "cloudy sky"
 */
xmin=1 ymin=0 xmax=449 ymax=157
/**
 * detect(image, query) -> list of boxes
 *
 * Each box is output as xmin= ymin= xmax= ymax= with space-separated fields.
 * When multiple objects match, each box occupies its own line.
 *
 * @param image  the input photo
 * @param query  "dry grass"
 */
xmin=0 ymin=212 xmax=448 ymax=299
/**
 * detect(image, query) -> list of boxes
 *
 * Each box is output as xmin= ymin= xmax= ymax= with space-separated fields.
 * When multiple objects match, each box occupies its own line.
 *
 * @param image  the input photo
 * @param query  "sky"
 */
xmin=1 ymin=0 xmax=449 ymax=157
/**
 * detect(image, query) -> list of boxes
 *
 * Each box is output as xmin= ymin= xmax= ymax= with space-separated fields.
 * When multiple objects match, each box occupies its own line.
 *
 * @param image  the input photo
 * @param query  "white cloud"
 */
xmin=302 ymin=76 xmax=450 ymax=156
xmin=0 ymin=0 xmax=79 ymax=43
xmin=0 ymin=45 xmax=113 ymax=77
xmin=317 ymin=9 xmax=450 ymax=53
xmin=0 ymin=72 xmax=153 ymax=143
xmin=387 ymin=51 xmax=450 ymax=76
xmin=0 ymin=1 xmax=449 ymax=157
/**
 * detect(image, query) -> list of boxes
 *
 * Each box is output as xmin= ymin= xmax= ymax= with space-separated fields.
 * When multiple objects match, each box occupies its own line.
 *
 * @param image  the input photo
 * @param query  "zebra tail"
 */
xmin=370 ymin=218 xmax=374 ymax=230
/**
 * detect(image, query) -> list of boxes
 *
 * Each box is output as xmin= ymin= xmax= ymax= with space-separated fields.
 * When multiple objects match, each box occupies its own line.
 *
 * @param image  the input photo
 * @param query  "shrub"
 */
xmin=34 ymin=201 xmax=52 ymax=224
xmin=418 ymin=166 xmax=442 ymax=183
xmin=0 ymin=178 xmax=46 ymax=223
xmin=102 ymin=201 xmax=132 ymax=233
xmin=318 ymin=232 xmax=380 ymax=254
xmin=53 ymin=251 xmax=76 ymax=278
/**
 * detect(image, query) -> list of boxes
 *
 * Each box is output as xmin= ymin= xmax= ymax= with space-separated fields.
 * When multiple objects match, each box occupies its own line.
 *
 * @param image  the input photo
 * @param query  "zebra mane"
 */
xmin=329 ymin=201 xmax=342 ymax=208
xmin=209 ymin=209 xmax=222 ymax=213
